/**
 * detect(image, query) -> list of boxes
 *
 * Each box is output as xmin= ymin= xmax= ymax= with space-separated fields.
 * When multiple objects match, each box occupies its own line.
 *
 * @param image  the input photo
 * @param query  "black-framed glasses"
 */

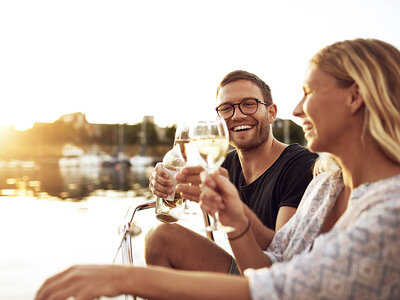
xmin=215 ymin=98 xmax=269 ymax=119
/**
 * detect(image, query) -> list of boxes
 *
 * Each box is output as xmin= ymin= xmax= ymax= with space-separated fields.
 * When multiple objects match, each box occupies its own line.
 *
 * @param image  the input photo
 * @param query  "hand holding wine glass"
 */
xmin=199 ymin=168 xmax=247 ymax=233
xmin=190 ymin=117 xmax=234 ymax=232
xmin=154 ymin=122 xmax=193 ymax=222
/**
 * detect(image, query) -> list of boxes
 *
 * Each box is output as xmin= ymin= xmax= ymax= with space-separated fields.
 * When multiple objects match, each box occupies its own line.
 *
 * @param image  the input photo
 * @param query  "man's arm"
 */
xmin=242 ymin=204 xmax=296 ymax=251
xmin=176 ymin=165 xmax=297 ymax=250
xmin=275 ymin=206 xmax=297 ymax=231
xmin=241 ymin=204 xmax=274 ymax=250
xmin=199 ymin=172 xmax=273 ymax=272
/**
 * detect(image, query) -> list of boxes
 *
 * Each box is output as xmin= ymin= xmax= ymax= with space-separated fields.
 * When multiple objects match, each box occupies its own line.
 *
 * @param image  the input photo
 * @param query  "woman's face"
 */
xmin=293 ymin=65 xmax=355 ymax=154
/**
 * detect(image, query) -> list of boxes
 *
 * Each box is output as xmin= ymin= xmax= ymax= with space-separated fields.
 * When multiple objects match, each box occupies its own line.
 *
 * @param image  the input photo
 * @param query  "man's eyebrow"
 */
xmin=225 ymin=97 xmax=258 ymax=103
xmin=217 ymin=97 xmax=259 ymax=107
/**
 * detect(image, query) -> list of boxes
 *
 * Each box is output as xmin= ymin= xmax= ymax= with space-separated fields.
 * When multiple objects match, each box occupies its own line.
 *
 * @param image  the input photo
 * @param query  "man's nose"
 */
xmin=231 ymin=105 xmax=246 ymax=119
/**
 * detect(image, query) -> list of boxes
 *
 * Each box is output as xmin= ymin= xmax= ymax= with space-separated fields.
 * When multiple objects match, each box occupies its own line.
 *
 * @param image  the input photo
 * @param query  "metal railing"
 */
xmin=113 ymin=199 xmax=213 ymax=300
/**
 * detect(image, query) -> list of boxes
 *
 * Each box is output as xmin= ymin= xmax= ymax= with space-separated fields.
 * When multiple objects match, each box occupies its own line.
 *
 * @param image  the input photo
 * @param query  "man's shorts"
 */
xmin=229 ymin=258 xmax=241 ymax=275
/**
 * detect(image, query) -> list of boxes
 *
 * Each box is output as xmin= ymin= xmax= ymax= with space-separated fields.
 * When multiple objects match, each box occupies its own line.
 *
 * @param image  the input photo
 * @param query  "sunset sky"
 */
xmin=1 ymin=0 xmax=399 ymax=130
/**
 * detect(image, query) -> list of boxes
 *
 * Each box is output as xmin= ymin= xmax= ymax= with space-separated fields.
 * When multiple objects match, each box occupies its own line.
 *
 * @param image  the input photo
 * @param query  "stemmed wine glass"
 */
xmin=174 ymin=122 xmax=198 ymax=215
xmin=174 ymin=122 xmax=191 ymax=164
xmin=190 ymin=117 xmax=235 ymax=232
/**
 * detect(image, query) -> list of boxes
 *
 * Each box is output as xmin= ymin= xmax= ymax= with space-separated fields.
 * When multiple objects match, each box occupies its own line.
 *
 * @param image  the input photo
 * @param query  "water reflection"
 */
xmin=0 ymin=161 xmax=155 ymax=201
xmin=0 ymin=159 xmax=159 ymax=300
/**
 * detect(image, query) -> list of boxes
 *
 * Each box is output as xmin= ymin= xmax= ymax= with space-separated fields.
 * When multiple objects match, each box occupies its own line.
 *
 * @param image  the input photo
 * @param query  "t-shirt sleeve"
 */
xmin=221 ymin=149 xmax=235 ymax=170
xmin=277 ymin=151 xmax=317 ymax=208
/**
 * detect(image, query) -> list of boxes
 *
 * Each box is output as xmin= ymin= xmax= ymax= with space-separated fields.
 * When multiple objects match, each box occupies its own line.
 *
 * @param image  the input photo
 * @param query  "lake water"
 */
xmin=0 ymin=161 xmax=213 ymax=300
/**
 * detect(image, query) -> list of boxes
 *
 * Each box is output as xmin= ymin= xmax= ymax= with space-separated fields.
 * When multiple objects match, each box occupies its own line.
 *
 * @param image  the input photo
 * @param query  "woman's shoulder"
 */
xmin=308 ymin=170 xmax=342 ymax=190
xmin=353 ymin=173 xmax=400 ymax=207
xmin=298 ymin=171 xmax=343 ymax=208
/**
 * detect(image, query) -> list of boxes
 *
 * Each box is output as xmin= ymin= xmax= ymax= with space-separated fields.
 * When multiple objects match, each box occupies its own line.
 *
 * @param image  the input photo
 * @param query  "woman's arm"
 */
xmin=35 ymin=264 xmax=251 ymax=300
xmin=200 ymin=171 xmax=273 ymax=272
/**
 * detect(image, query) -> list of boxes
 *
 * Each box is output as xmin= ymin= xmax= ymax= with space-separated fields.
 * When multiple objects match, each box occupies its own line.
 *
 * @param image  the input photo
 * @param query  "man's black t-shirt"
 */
xmin=222 ymin=144 xmax=318 ymax=230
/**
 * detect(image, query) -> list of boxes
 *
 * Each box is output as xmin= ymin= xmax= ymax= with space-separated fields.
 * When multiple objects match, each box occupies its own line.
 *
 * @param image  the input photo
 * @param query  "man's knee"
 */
xmin=144 ymin=223 xmax=185 ymax=265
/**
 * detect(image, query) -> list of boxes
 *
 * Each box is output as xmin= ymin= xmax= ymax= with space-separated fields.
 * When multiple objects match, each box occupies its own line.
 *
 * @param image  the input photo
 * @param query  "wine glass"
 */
xmin=174 ymin=122 xmax=191 ymax=164
xmin=190 ymin=117 xmax=234 ymax=232
xmin=174 ymin=122 xmax=198 ymax=215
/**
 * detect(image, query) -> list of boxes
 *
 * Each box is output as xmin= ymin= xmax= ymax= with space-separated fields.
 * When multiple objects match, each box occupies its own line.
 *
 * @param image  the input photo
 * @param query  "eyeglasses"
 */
xmin=215 ymin=98 xmax=269 ymax=119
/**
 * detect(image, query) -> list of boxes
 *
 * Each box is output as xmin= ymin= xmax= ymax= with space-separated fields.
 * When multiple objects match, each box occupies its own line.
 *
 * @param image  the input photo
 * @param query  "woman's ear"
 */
xmin=348 ymin=84 xmax=364 ymax=114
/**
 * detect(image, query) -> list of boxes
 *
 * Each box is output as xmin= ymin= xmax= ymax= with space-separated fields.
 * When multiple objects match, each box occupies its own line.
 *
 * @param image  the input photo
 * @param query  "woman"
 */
xmin=35 ymin=38 xmax=400 ymax=300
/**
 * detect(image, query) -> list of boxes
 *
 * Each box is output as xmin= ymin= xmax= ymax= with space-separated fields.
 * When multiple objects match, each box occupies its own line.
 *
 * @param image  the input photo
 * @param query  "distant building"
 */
xmin=142 ymin=116 xmax=154 ymax=124
xmin=59 ymin=112 xmax=88 ymax=129
xmin=58 ymin=112 xmax=103 ymax=139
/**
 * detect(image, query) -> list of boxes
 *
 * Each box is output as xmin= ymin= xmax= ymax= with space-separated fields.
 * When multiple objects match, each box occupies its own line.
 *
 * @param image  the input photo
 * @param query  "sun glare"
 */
xmin=0 ymin=109 xmax=36 ymax=131
xmin=14 ymin=121 xmax=35 ymax=131
xmin=0 ymin=120 xmax=35 ymax=132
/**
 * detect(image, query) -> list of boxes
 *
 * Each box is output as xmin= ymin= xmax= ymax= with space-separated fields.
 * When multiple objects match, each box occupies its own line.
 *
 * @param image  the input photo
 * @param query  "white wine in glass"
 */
xmin=174 ymin=122 xmax=198 ymax=214
xmin=192 ymin=136 xmax=229 ymax=172
xmin=174 ymin=122 xmax=191 ymax=164
xmin=190 ymin=117 xmax=234 ymax=232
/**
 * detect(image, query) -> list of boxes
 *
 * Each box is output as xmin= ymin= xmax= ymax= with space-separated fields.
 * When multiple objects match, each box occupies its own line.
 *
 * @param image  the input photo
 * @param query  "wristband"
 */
xmin=228 ymin=219 xmax=251 ymax=241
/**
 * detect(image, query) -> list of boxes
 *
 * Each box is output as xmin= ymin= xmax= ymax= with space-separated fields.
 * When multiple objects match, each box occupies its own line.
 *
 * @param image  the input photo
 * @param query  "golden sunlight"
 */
xmin=13 ymin=120 xmax=35 ymax=131
xmin=0 ymin=112 xmax=36 ymax=131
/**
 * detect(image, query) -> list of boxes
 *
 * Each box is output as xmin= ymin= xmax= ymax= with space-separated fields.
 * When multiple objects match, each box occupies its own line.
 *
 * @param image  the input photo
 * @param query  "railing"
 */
xmin=113 ymin=199 xmax=213 ymax=300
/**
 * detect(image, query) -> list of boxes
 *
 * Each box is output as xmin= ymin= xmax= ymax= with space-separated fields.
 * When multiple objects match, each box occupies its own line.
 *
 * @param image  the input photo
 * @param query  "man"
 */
xmin=147 ymin=70 xmax=317 ymax=274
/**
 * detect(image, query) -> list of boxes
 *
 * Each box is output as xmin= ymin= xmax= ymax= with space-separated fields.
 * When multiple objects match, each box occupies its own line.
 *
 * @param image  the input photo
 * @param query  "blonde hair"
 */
xmin=311 ymin=38 xmax=400 ymax=174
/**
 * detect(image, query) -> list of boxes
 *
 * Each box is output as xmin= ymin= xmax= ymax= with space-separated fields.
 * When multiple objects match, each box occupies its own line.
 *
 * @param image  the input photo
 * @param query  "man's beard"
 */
xmin=230 ymin=121 xmax=270 ymax=152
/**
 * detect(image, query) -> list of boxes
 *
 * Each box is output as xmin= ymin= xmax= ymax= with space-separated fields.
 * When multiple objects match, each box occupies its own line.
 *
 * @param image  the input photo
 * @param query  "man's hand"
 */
xmin=149 ymin=163 xmax=173 ymax=198
xmin=199 ymin=167 xmax=245 ymax=227
xmin=175 ymin=166 xmax=204 ymax=202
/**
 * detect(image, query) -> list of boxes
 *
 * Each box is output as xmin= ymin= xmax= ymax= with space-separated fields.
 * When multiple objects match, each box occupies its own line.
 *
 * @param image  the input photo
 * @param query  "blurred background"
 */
xmin=1 ymin=0 xmax=399 ymax=299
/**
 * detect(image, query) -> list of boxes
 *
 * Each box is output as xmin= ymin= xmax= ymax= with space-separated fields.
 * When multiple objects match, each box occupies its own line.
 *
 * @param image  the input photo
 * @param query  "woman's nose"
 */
xmin=293 ymin=97 xmax=305 ymax=117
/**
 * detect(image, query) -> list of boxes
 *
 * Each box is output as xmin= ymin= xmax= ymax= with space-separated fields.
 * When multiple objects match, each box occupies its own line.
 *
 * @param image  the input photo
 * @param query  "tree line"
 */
xmin=0 ymin=121 xmax=176 ymax=160
xmin=0 ymin=118 xmax=304 ymax=161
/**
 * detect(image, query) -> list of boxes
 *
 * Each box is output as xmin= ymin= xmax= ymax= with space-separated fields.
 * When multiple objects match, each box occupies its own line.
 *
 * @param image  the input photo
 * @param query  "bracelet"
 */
xmin=228 ymin=219 xmax=251 ymax=241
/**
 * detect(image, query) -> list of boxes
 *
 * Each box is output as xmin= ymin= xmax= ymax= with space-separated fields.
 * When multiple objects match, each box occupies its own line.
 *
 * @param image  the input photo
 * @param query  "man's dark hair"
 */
xmin=216 ymin=70 xmax=273 ymax=105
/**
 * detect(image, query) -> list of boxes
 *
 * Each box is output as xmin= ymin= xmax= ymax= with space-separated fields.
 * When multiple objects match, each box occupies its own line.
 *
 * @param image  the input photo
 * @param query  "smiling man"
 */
xmin=146 ymin=70 xmax=317 ymax=275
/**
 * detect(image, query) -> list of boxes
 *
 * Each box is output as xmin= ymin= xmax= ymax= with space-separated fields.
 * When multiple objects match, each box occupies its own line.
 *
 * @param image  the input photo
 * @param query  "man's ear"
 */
xmin=348 ymin=84 xmax=364 ymax=114
xmin=267 ymin=104 xmax=278 ymax=123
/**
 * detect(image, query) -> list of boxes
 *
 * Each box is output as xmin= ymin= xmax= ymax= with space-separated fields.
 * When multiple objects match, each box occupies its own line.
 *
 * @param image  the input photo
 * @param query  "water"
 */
xmin=0 ymin=161 xmax=227 ymax=299
xmin=0 ymin=161 xmax=155 ymax=300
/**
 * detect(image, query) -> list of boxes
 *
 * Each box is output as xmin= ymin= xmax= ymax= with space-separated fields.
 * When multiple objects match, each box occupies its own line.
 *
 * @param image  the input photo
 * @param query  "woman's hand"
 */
xmin=199 ymin=168 xmax=246 ymax=228
xmin=35 ymin=265 xmax=126 ymax=300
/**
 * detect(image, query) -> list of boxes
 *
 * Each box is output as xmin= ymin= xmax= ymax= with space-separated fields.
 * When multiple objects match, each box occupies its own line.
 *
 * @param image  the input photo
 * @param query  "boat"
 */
xmin=58 ymin=144 xmax=84 ymax=168
xmin=130 ymin=154 xmax=153 ymax=168
xmin=59 ymin=144 xmax=109 ymax=168
xmin=101 ymin=148 xmax=131 ymax=168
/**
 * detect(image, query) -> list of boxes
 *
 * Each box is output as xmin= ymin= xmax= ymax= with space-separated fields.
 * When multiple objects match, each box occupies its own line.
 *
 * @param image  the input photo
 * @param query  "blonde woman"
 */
xmin=35 ymin=38 xmax=400 ymax=300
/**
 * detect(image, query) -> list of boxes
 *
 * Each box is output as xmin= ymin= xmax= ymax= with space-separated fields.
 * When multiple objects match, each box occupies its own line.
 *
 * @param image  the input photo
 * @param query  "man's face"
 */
xmin=217 ymin=80 xmax=274 ymax=151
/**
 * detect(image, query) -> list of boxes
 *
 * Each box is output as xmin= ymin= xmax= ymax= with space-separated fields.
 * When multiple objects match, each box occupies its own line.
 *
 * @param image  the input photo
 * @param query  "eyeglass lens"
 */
xmin=217 ymin=99 xmax=259 ymax=118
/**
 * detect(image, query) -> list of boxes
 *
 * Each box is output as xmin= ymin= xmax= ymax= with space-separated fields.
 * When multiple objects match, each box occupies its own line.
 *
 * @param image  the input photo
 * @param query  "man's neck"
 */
xmin=237 ymin=137 xmax=287 ymax=185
